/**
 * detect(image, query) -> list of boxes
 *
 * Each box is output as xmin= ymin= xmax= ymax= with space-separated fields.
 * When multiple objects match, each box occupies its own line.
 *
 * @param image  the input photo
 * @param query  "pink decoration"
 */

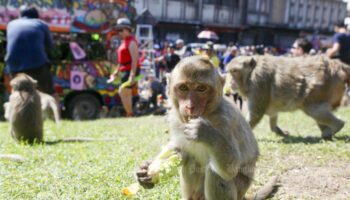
xmin=70 ymin=71 xmax=85 ymax=90
xmin=69 ymin=41 xmax=86 ymax=60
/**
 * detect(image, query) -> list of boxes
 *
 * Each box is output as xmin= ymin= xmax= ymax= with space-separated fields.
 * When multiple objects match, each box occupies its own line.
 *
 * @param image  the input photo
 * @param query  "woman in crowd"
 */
xmin=108 ymin=18 xmax=140 ymax=117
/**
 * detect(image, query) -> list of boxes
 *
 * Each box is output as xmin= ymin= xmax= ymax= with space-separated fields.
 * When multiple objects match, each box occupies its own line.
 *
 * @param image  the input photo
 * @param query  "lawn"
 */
xmin=1 ymin=107 xmax=350 ymax=199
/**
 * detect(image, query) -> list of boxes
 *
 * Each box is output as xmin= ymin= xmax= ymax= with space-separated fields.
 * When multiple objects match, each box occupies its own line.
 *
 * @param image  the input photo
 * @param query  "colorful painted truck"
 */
xmin=0 ymin=0 xmax=138 ymax=120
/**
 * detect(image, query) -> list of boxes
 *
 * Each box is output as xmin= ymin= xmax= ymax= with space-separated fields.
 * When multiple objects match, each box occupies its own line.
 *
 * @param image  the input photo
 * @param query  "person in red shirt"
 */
xmin=108 ymin=18 xmax=140 ymax=117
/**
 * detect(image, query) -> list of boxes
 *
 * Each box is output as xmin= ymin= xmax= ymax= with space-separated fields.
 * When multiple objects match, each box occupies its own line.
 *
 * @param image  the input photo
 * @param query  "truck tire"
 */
xmin=67 ymin=93 xmax=101 ymax=120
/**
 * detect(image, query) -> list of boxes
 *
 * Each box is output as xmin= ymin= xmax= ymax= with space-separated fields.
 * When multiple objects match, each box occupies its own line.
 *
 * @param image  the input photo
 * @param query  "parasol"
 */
xmin=197 ymin=30 xmax=219 ymax=40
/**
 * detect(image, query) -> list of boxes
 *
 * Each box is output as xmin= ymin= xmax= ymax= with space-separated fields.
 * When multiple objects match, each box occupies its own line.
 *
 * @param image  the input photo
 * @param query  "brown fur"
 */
xmin=136 ymin=56 xmax=277 ymax=200
xmin=226 ymin=55 xmax=348 ymax=139
xmin=39 ymin=91 xmax=60 ymax=126
xmin=7 ymin=73 xmax=43 ymax=143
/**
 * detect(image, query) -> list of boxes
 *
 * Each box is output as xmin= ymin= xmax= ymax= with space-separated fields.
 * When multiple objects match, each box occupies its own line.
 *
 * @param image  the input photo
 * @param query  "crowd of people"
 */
xmin=134 ymin=24 xmax=350 ymax=116
xmin=4 ymin=5 xmax=350 ymax=118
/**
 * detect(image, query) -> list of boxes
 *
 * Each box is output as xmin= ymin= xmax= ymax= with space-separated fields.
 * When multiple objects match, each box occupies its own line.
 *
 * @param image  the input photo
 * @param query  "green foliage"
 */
xmin=1 ymin=108 xmax=350 ymax=199
xmin=147 ymin=146 xmax=181 ymax=183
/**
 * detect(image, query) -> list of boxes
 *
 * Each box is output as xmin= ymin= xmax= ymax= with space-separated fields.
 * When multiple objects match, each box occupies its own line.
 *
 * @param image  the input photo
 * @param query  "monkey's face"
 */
xmin=227 ymin=56 xmax=256 ymax=90
xmin=228 ymin=68 xmax=241 ymax=90
xmin=169 ymin=56 xmax=224 ymax=121
xmin=174 ymin=82 xmax=211 ymax=122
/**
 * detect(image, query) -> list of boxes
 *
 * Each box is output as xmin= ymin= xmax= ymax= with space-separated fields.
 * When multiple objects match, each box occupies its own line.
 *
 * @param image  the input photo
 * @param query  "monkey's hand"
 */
xmin=184 ymin=117 xmax=216 ymax=142
xmin=134 ymin=160 xmax=155 ymax=189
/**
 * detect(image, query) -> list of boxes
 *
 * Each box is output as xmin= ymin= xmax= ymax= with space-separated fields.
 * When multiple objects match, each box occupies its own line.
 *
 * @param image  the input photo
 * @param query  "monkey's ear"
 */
xmin=27 ymin=75 xmax=38 ymax=86
xmin=32 ymin=79 xmax=38 ymax=86
xmin=220 ymin=73 xmax=226 ymax=86
xmin=249 ymin=57 xmax=256 ymax=68
xmin=10 ymin=79 xmax=18 ymax=89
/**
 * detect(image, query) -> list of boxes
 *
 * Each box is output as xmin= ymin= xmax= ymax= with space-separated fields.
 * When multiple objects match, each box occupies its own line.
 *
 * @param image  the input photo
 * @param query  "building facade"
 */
xmin=133 ymin=0 xmax=347 ymax=47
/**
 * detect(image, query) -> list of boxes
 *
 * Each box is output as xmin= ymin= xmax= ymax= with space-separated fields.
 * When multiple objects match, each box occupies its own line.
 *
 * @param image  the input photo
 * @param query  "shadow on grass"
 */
xmin=259 ymin=134 xmax=350 ymax=144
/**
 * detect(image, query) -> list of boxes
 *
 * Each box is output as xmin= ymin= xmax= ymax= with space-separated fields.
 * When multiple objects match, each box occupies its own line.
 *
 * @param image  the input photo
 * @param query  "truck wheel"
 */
xmin=67 ymin=93 xmax=101 ymax=120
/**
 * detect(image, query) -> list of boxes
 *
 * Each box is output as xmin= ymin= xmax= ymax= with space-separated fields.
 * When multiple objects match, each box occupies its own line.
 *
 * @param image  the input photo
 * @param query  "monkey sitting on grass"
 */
xmin=6 ymin=73 xmax=43 ymax=143
xmin=4 ymin=73 xmax=116 ymax=144
xmin=136 ymin=56 xmax=278 ymax=200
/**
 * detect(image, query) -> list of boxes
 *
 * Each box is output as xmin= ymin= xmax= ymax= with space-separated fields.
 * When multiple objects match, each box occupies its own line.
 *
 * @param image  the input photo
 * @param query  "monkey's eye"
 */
xmin=178 ymin=84 xmax=189 ymax=91
xmin=231 ymin=69 xmax=238 ymax=73
xmin=195 ymin=85 xmax=207 ymax=92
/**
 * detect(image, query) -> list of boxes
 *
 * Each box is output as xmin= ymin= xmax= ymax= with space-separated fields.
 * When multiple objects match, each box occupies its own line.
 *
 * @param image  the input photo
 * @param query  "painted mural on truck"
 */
xmin=51 ymin=60 xmax=133 ymax=107
xmin=0 ymin=0 xmax=136 ymax=33
xmin=0 ymin=0 xmax=139 ymax=118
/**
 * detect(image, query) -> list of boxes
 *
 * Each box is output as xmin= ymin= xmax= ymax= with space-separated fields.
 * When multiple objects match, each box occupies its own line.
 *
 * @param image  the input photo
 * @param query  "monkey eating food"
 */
xmin=226 ymin=55 xmax=350 ymax=140
xmin=136 ymin=56 xmax=277 ymax=200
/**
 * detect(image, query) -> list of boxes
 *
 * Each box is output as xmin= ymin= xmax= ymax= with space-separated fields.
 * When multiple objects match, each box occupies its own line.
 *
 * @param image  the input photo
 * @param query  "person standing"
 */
xmin=222 ymin=46 xmax=237 ymax=66
xmin=108 ymin=18 xmax=140 ymax=117
xmin=155 ymin=43 xmax=180 ymax=73
xmin=5 ymin=5 xmax=57 ymax=101
xmin=222 ymin=46 xmax=243 ymax=110
xmin=327 ymin=22 xmax=350 ymax=64
xmin=203 ymin=44 xmax=219 ymax=68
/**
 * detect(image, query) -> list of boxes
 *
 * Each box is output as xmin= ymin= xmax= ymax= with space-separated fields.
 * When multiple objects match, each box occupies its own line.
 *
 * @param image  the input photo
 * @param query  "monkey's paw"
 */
xmin=134 ymin=161 xmax=155 ymax=189
xmin=184 ymin=117 xmax=213 ymax=141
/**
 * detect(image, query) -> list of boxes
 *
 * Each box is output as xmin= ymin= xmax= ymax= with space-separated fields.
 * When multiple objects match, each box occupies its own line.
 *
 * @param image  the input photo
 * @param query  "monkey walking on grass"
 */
xmin=226 ymin=55 xmax=350 ymax=140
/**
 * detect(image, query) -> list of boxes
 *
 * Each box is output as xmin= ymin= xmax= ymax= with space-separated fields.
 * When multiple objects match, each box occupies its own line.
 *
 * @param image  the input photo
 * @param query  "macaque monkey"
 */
xmin=5 ymin=73 xmax=116 ymax=144
xmin=7 ymin=73 xmax=43 ymax=143
xmin=4 ymin=91 xmax=60 ymax=126
xmin=136 ymin=56 xmax=277 ymax=200
xmin=226 ymin=55 xmax=350 ymax=140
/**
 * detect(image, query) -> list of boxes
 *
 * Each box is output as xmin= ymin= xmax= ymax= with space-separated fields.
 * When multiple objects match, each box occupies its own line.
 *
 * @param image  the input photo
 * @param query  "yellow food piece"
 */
xmin=122 ymin=183 xmax=140 ymax=196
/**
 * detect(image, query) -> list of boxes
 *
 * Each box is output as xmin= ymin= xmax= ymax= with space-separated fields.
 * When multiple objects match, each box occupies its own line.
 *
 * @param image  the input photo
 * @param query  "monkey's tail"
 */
xmin=244 ymin=176 xmax=279 ymax=200
xmin=0 ymin=154 xmax=27 ymax=163
xmin=48 ymin=100 xmax=60 ymax=126
xmin=44 ymin=137 xmax=120 ymax=144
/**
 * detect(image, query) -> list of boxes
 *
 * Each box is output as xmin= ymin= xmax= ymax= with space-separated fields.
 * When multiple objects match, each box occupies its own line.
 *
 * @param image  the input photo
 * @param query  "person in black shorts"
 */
xmin=9 ymin=63 xmax=55 ymax=95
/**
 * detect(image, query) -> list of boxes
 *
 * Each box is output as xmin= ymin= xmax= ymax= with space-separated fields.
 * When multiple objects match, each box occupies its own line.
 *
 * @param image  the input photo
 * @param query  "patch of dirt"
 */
xmin=275 ymin=162 xmax=350 ymax=199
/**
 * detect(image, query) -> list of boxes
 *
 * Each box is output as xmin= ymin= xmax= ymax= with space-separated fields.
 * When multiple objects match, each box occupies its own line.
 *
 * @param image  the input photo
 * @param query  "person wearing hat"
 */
xmin=327 ymin=22 xmax=350 ymax=65
xmin=108 ymin=18 xmax=140 ymax=117
xmin=222 ymin=46 xmax=243 ymax=110
xmin=202 ymin=44 xmax=219 ymax=68
xmin=222 ymin=46 xmax=237 ymax=66
xmin=175 ymin=39 xmax=186 ymax=57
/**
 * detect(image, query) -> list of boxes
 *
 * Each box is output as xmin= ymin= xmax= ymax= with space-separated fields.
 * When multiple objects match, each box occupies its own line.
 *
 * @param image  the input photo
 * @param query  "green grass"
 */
xmin=1 ymin=108 xmax=350 ymax=199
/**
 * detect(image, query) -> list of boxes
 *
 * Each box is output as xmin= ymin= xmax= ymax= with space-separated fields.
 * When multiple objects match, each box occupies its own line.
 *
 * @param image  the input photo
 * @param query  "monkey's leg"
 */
xmin=180 ymin=160 xmax=205 ymax=200
xmin=204 ymin=167 xmax=237 ymax=200
xmin=269 ymin=114 xmax=289 ymax=136
xmin=316 ymin=123 xmax=333 ymax=140
xmin=247 ymin=105 xmax=265 ymax=129
xmin=304 ymin=104 xmax=345 ymax=139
